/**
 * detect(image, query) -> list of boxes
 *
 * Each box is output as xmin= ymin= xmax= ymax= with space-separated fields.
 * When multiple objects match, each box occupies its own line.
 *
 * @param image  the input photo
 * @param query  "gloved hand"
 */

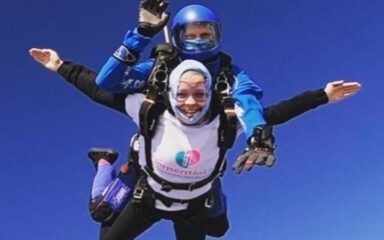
xmin=233 ymin=126 xmax=276 ymax=174
xmin=138 ymin=0 xmax=170 ymax=37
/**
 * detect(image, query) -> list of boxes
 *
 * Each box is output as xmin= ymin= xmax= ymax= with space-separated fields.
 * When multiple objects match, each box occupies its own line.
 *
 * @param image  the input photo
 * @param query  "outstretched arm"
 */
xmin=29 ymin=48 xmax=127 ymax=114
xmin=264 ymin=80 xmax=361 ymax=125
xmin=233 ymin=80 xmax=361 ymax=173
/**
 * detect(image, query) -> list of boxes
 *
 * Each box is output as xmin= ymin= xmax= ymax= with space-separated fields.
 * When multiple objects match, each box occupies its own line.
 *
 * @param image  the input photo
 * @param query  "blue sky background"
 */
xmin=1 ymin=0 xmax=383 ymax=239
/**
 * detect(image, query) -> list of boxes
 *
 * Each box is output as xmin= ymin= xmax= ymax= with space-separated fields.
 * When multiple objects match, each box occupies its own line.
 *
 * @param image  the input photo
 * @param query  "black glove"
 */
xmin=137 ymin=0 xmax=170 ymax=37
xmin=233 ymin=126 xmax=276 ymax=174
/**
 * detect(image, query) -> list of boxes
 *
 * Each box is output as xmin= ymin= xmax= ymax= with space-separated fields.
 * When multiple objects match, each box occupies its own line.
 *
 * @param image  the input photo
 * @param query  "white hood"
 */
xmin=168 ymin=59 xmax=212 ymax=125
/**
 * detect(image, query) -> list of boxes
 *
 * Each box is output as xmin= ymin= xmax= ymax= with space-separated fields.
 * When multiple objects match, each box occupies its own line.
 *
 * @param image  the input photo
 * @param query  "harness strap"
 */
xmin=216 ymin=52 xmax=237 ymax=150
xmin=143 ymin=135 xmax=154 ymax=173
xmin=133 ymin=174 xmax=213 ymax=208
xmin=153 ymin=187 xmax=211 ymax=207
xmin=139 ymin=43 xmax=178 ymax=140
xmin=218 ymin=96 xmax=237 ymax=149
xmin=139 ymin=43 xmax=178 ymax=170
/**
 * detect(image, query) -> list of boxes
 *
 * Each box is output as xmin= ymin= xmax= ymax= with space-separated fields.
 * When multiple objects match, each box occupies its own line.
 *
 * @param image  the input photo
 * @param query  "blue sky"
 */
xmin=1 ymin=0 xmax=383 ymax=239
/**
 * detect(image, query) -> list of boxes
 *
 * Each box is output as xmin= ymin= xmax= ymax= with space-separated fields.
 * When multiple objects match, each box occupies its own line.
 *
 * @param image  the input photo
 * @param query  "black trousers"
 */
xmin=99 ymin=200 xmax=208 ymax=240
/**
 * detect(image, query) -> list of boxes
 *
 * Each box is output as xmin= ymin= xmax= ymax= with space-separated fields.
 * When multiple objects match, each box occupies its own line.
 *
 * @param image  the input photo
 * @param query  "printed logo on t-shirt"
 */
xmin=175 ymin=150 xmax=201 ymax=168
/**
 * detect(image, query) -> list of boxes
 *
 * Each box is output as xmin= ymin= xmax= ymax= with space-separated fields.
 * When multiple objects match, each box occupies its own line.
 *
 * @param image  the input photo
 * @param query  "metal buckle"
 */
xmin=204 ymin=196 xmax=213 ymax=209
xmin=188 ymin=182 xmax=196 ymax=192
xmin=149 ymin=61 xmax=169 ymax=94
xmin=133 ymin=187 xmax=144 ymax=200
xmin=215 ymin=79 xmax=231 ymax=95
xmin=160 ymin=182 xmax=173 ymax=192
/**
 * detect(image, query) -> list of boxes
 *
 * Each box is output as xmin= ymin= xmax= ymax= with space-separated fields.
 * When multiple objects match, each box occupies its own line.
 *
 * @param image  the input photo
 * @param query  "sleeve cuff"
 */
xmin=57 ymin=61 xmax=72 ymax=79
xmin=122 ymin=28 xmax=152 ymax=53
xmin=313 ymin=89 xmax=329 ymax=105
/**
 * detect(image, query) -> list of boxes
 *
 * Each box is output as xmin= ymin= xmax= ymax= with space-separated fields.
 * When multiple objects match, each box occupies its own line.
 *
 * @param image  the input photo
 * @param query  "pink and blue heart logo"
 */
xmin=175 ymin=150 xmax=201 ymax=168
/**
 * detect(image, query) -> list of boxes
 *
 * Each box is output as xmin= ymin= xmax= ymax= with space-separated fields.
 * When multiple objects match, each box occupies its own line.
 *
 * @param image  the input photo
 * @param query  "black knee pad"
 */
xmin=206 ymin=212 xmax=229 ymax=237
xmin=89 ymin=197 xmax=118 ymax=223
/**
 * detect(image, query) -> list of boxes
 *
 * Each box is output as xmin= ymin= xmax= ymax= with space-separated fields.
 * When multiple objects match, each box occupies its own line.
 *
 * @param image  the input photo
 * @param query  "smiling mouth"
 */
xmin=177 ymin=105 xmax=202 ymax=117
xmin=185 ymin=109 xmax=200 ymax=116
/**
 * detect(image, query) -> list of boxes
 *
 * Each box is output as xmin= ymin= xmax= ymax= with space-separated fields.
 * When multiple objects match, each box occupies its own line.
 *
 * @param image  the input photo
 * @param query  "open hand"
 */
xmin=324 ymin=80 xmax=362 ymax=103
xmin=233 ymin=147 xmax=276 ymax=174
xmin=29 ymin=48 xmax=63 ymax=72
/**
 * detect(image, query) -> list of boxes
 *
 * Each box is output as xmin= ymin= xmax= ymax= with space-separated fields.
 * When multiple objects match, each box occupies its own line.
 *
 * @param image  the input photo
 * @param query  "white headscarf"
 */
xmin=168 ymin=60 xmax=212 ymax=125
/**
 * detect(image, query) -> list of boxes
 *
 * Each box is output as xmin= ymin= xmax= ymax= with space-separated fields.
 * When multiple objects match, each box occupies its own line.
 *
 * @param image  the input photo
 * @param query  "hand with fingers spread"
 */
xmin=233 ymin=126 xmax=276 ymax=174
xmin=29 ymin=48 xmax=63 ymax=72
xmin=138 ymin=0 xmax=170 ymax=37
xmin=234 ymin=147 xmax=276 ymax=174
xmin=324 ymin=80 xmax=362 ymax=103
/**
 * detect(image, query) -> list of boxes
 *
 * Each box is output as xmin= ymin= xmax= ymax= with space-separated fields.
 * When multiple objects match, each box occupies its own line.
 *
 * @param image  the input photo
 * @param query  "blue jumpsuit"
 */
xmin=96 ymin=28 xmax=265 ymax=140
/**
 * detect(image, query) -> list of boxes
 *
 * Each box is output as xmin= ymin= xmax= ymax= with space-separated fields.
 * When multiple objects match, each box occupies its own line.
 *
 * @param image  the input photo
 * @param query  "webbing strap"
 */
xmin=139 ymin=97 xmax=165 ymax=139
xmin=216 ymin=52 xmax=237 ymax=150
xmin=144 ymin=136 xmax=154 ymax=172
xmin=139 ymin=43 xmax=178 ymax=139
xmin=133 ymin=174 xmax=211 ymax=209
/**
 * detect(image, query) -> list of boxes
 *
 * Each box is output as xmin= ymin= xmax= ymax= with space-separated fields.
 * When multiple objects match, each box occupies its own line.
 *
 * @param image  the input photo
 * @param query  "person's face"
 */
xmin=176 ymin=71 xmax=208 ymax=118
xmin=183 ymin=23 xmax=214 ymax=41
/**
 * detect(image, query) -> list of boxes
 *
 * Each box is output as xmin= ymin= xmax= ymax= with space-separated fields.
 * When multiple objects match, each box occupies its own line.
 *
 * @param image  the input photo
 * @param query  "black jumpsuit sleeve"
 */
xmin=264 ymin=89 xmax=329 ymax=126
xmin=57 ymin=61 xmax=127 ymax=115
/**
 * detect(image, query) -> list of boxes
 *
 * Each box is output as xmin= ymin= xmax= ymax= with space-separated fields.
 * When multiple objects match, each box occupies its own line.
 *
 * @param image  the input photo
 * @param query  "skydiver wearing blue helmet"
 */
xmin=94 ymin=2 xmax=274 ymax=237
xmin=96 ymin=1 xmax=273 ymax=169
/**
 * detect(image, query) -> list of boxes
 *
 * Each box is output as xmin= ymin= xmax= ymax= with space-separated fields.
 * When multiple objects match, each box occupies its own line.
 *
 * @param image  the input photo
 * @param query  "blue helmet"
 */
xmin=171 ymin=5 xmax=222 ymax=61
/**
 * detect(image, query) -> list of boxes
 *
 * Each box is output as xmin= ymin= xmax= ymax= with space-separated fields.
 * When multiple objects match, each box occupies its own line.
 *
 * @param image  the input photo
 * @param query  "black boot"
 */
xmin=87 ymin=148 xmax=119 ymax=168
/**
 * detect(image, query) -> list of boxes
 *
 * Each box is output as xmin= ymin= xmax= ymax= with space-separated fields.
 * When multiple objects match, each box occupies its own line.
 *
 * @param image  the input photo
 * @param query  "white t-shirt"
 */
xmin=125 ymin=94 xmax=222 ymax=211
